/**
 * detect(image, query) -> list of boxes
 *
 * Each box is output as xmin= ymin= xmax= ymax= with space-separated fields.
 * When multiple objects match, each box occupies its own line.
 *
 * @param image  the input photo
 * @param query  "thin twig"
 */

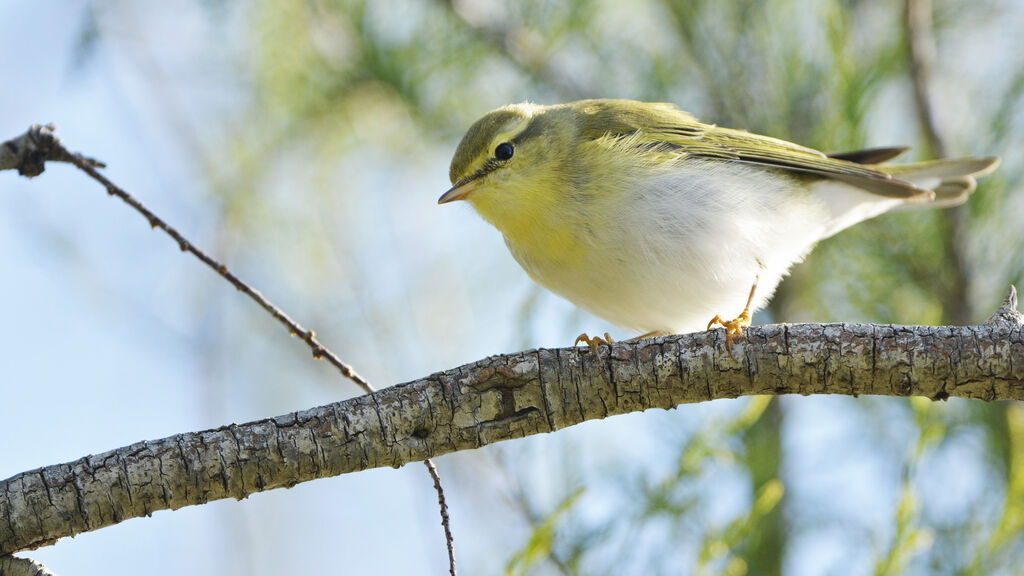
xmin=3 ymin=124 xmax=373 ymax=392
xmin=72 ymin=152 xmax=376 ymax=395
xmin=3 ymin=124 xmax=457 ymax=574
xmin=424 ymin=459 xmax=458 ymax=576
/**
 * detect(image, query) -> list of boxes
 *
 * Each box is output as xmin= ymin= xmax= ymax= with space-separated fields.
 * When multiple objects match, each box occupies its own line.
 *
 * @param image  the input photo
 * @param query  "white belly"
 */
xmin=506 ymin=160 xmax=900 ymax=334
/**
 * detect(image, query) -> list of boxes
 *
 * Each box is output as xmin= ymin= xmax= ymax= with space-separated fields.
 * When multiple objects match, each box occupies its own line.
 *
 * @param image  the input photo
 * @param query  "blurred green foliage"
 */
xmin=152 ymin=0 xmax=1024 ymax=573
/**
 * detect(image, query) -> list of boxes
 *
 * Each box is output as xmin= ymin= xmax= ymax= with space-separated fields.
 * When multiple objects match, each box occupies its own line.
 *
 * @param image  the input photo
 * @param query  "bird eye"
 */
xmin=494 ymin=142 xmax=514 ymax=161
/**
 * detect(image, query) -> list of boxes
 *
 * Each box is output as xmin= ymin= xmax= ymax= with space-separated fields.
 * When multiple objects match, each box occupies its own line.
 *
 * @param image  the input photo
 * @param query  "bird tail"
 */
xmin=884 ymin=156 xmax=1001 ymax=208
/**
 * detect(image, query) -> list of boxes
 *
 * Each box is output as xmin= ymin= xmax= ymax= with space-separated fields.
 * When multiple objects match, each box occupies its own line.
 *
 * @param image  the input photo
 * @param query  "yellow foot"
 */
xmin=707 ymin=310 xmax=752 ymax=350
xmin=574 ymin=332 xmax=614 ymax=354
xmin=707 ymin=276 xmax=759 ymax=350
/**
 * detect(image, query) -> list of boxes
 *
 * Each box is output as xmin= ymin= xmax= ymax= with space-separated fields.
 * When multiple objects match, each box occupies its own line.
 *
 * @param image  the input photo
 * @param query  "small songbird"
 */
xmin=439 ymin=99 xmax=999 ymax=349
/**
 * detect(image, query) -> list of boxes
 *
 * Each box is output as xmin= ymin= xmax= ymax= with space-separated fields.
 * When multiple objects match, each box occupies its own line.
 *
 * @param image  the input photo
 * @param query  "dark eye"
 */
xmin=494 ymin=142 xmax=514 ymax=161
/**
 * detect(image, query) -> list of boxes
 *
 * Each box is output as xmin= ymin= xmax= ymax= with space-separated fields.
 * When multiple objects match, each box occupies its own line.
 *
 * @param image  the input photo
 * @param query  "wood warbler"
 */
xmin=439 ymin=99 xmax=999 ymax=349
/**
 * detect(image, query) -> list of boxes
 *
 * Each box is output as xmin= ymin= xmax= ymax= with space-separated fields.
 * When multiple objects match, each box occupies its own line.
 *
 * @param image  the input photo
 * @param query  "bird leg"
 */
xmin=574 ymin=332 xmax=615 ymax=354
xmin=707 ymin=276 xmax=759 ymax=350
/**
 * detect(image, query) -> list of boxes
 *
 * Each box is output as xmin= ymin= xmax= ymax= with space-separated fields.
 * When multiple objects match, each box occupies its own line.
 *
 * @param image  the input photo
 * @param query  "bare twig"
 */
xmin=1 ymin=125 xmax=456 ymax=573
xmin=1 ymin=124 xmax=373 ymax=393
xmin=77 ymin=154 xmax=377 ymax=392
xmin=423 ymin=459 xmax=457 ymax=576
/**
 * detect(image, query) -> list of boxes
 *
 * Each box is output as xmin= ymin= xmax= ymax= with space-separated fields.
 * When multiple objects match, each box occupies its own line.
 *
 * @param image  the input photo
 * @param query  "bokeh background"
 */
xmin=3 ymin=1 xmax=1024 ymax=574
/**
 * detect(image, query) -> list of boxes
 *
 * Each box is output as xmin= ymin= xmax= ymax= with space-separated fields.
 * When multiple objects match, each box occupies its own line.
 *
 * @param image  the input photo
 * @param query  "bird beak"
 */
xmin=438 ymin=180 xmax=477 ymax=204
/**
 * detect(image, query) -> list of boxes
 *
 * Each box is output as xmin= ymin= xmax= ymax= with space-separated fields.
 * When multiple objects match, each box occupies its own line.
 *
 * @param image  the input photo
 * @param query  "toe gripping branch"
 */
xmin=574 ymin=332 xmax=615 ymax=354
xmin=707 ymin=309 xmax=752 ymax=350
xmin=707 ymin=276 xmax=759 ymax=350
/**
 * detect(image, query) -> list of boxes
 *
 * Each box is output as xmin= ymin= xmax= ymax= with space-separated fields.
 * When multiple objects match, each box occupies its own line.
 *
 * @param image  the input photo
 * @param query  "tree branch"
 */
xmin=3 ymin=289 xmax=1022 ymax=555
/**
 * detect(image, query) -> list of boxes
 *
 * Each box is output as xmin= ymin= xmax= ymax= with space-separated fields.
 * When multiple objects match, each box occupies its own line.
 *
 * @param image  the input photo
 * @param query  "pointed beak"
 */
xmin=438 ymin=179 xmax=477 ymax=204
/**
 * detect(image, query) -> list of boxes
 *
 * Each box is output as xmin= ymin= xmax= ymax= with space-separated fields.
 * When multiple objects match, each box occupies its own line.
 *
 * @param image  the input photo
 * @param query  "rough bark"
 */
xmin=0 ymin=556 xmax=58 ymax=576
xmin=2 ymin=291 xmax=1023 ymax=555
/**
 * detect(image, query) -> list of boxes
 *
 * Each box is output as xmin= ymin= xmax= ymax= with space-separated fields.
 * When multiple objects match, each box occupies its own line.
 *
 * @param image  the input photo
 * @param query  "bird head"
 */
xmin=440 ymin=102 xmax=578 ymax=233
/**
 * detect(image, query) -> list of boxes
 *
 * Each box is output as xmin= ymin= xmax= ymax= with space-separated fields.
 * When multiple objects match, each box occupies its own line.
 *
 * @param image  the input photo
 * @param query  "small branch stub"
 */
xmin=0 ymin=124 xmax=104 ymax=177
xmin=985 ymin=286 xmax=1024 ymax=328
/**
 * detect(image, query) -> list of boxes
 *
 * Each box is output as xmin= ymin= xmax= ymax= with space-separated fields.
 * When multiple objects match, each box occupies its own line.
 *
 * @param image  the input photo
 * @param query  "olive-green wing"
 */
xmin=694 ymin=126 xmax=929 ymax=198
xmin=573 ymin=99 xmax=929 ymax=200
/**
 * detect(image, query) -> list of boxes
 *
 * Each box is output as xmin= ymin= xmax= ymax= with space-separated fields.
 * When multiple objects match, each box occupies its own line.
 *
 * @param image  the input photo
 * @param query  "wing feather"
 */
xmin=574 ymin=100 xmax=931 ymax=200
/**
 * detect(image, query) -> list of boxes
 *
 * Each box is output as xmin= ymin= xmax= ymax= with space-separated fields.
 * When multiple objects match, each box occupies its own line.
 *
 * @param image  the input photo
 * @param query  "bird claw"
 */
xmin=707 ymin=276 xmax=759 ymax=351
xmin=574 ymin=332 xmax=615 ymax=354
xmin=707 ymin=310 xmax=752 ymax=351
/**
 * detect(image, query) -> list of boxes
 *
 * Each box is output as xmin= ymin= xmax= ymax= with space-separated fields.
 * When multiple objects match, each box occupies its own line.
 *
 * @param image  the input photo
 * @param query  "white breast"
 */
xmin=507 ymin=159 xmax=902 ymax=334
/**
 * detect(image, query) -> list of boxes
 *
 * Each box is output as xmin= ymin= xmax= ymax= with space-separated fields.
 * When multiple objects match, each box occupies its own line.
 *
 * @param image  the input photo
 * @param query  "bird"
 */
xmin=438 ymin=99 xmax=999 ymax=350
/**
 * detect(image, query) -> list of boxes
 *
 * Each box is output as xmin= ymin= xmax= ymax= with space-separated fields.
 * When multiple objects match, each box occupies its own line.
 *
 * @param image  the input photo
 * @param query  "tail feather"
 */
xmin=885 ymin=156 xmax=1000 ymax=208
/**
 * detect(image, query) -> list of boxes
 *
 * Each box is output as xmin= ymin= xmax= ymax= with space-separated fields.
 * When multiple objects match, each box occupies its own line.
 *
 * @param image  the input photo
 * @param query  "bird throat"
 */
xmin=469 ymin=188 xmax=586 ymax=272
